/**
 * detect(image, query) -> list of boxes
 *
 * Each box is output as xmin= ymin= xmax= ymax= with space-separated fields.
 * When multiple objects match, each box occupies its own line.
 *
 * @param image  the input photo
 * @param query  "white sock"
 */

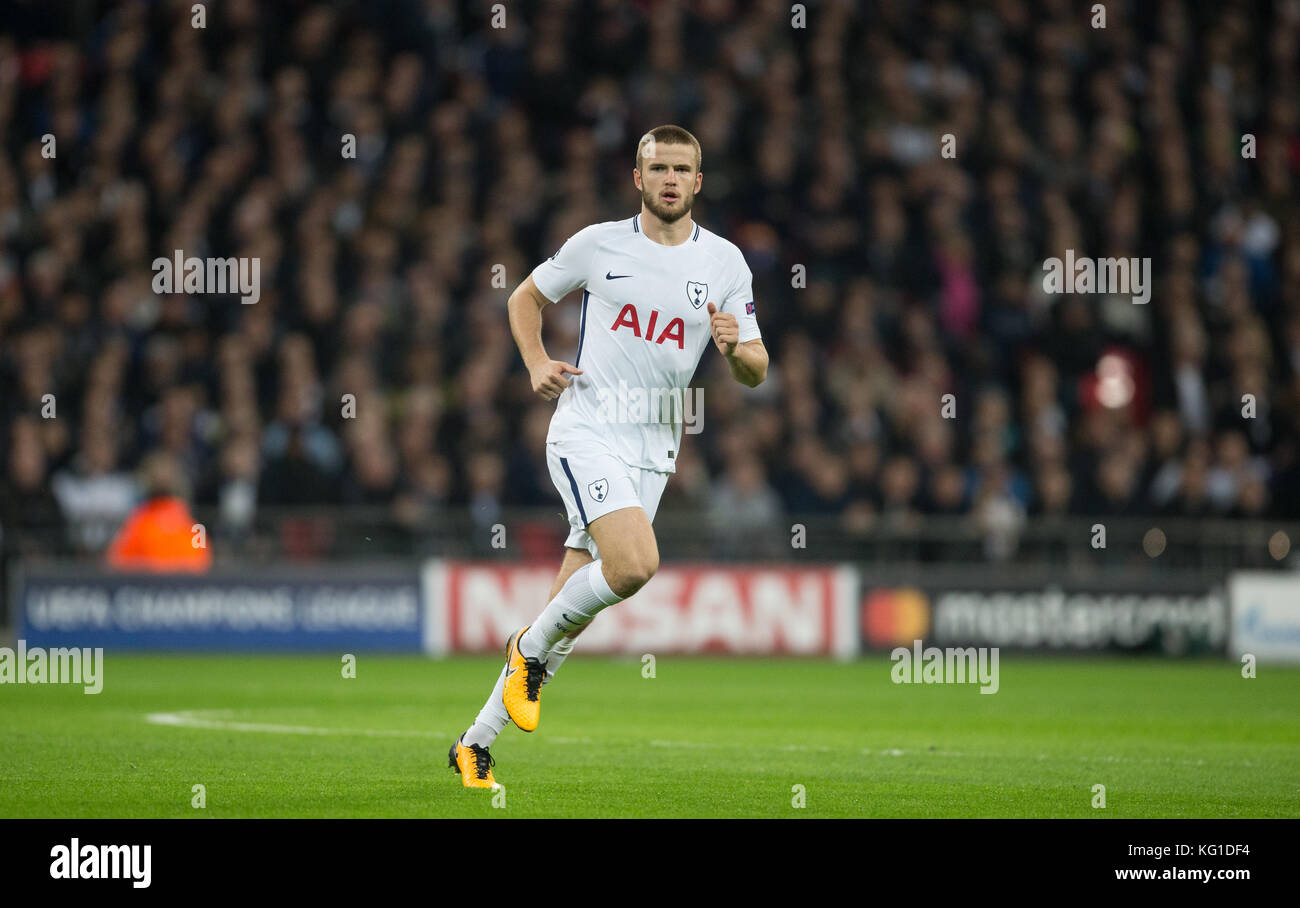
xmin=543 ymin=635 xmax=577 ymax=687
xmin=463 ymin=664 xmax=510 ymax=749
xmin=519 ymin=561 xmax=622 ymax=659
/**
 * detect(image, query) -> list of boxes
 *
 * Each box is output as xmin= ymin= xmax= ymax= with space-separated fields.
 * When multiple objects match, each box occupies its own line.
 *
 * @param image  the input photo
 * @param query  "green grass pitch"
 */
xmin=2 ymin=654 xmax=1297 ymax=818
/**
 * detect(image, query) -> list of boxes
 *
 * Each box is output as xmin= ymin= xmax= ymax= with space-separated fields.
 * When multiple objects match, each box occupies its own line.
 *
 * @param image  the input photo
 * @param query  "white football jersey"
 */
xmin=531 ymin=214 xmax=762 ymax=473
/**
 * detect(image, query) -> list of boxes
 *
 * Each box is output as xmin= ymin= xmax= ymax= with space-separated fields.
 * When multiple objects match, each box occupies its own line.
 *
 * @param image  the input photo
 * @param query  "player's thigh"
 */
xmin=586 ymin=506 xmax=659 ymax=596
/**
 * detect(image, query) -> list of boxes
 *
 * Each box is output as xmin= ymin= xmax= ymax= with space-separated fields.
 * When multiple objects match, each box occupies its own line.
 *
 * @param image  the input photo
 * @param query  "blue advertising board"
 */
xmin=16 ymin=566 xmax=428 ymax=651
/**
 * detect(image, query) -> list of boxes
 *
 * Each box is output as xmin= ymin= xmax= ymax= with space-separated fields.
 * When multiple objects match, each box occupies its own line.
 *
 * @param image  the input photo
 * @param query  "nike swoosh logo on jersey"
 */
xmin=606 ymin=272 xmax=633 ymax=280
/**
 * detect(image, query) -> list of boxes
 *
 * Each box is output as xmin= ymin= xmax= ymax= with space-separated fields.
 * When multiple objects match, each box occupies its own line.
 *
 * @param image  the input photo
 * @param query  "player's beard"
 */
xmin=642 ymin=185 xmax=694 ymax=223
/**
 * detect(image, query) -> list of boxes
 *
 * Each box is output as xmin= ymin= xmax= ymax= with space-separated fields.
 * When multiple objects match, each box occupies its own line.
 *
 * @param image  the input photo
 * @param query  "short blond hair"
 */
xmin=636 ymin=125 xmax=702 ymax=173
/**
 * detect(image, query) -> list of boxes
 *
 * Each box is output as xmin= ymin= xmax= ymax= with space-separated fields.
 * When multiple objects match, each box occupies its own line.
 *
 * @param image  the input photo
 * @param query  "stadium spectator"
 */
xmin=105 ymin=452 xmax=212 ymax=573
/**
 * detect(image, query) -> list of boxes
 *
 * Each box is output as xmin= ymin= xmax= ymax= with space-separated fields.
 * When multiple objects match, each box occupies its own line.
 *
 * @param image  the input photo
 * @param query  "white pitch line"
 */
xmin=147 ymin=719 xmax=813 ymax=753
xmin=650 ymin=740 xmax=831 ymax=752
xmin=861 ymin=747 xmax=1256 ymax=767
xmin=145 ymin=711 xmax=588 ymax=745
xmin=145 ymin=710 xmax=447 ymax=739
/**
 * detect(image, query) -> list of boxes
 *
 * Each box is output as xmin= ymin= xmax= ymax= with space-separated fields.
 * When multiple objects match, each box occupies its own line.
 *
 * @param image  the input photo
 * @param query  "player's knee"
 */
xmin=608 ymin=551 xmax=658 ymax=598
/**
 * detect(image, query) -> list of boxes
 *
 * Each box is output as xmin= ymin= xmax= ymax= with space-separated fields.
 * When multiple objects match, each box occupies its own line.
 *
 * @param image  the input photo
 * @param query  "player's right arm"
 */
xmin=510 ymin=225 xmax=600 ymax=400
xmin=507 ymin=274 xmax=582 ymax=401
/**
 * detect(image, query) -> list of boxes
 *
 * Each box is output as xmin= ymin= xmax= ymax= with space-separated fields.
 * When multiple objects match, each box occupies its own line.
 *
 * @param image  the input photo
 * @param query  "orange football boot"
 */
xmin=501 ymin=626 xmax=548 ymax=732
xmin=448 ymin=735 xmax=498 ymax=789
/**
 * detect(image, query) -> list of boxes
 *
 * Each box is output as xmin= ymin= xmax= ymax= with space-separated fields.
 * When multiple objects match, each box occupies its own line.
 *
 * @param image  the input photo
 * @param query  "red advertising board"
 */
xmin=426 ymin=561 xmax=857 ymax=657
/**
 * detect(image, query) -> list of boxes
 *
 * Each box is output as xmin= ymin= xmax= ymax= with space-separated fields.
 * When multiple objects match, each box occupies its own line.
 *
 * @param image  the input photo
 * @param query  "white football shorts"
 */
xmin=546 ymin=437 xmax=670 ymax=559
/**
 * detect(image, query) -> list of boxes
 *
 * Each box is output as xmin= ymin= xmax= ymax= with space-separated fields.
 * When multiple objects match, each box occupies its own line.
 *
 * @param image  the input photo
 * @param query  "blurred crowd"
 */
xmin=2 ymin=0 xmax=1299 ymax=563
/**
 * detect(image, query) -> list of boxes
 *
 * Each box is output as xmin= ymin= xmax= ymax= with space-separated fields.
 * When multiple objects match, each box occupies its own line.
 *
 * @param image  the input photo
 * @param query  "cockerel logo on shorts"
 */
xmin=588 ymin=478 xmax=609 ymax=502
xmin=686 ymin=281 xmax=708 ymax=309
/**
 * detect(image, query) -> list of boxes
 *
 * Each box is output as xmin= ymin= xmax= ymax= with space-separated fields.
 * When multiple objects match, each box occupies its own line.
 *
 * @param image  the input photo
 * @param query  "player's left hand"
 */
xmin=706 ymin=302 xmax=738 ymax=356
